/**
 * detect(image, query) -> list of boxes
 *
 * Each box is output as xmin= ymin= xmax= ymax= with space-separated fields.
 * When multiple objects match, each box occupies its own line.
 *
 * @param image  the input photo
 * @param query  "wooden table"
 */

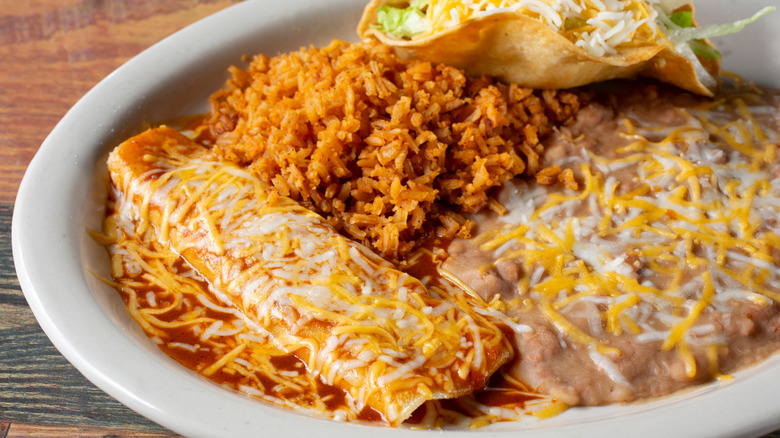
xmin=1 ymin=1 xmax=780 ymax=437
xmin=0 ymin=1 xmax=241 ymax=435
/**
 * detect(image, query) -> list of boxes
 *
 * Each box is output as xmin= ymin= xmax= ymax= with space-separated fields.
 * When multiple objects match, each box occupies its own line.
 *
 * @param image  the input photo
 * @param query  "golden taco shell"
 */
xmin=357 ymin=1 xmax=720 ymax=96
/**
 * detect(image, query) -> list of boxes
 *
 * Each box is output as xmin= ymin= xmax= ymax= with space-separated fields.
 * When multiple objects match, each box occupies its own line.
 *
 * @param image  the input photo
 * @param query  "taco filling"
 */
xmin=359 ymin=0 xmax=773 ymax=95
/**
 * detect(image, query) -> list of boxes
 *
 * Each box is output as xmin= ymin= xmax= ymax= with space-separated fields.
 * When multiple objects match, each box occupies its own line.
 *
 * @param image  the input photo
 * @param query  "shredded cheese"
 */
xmin=420 ymin=0 xmax=677 ymax=57
xmin=476 ymin=86 xmax=780 ymax=383
xmin=105 ymin=127 xmax=512 ymax=426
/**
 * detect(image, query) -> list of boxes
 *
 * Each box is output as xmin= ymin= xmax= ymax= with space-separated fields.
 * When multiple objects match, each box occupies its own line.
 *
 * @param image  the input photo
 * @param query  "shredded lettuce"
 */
xmin=651 ymin=5 xmax=774 ymax=89
xmin=667 ymin=11 xmax=718 ymax=59
xmin=665 ymin=6 xmax=775 ymax=47
xmin=687 ymin=39 xmax=720 ymax=61
xmin=373 ymin=1 xmax=430 ymax=39
xmin=661 ymin=6 xmax=774 ymax=62
xmin=564 ymin=17 xmax=588 ymax=31
xmin=669 ymin=11 xmax=693 ymax=29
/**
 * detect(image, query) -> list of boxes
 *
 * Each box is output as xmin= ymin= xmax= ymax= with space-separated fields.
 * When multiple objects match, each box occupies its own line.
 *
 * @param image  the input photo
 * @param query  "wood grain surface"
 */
xmin=1 ymin=1 xmax=780 ymax=437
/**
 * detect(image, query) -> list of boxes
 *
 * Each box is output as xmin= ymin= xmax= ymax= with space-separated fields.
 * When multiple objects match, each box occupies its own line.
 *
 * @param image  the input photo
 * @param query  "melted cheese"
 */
xmin=106 ymin=127 xmax=512 ymax=425
xmin=479 ymin=88 xmax=780 ymax=381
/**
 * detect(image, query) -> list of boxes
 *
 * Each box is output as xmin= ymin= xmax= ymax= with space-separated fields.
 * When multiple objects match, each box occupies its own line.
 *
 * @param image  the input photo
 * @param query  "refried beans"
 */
xmin=442 ymin=81 xmax=780 ymax=406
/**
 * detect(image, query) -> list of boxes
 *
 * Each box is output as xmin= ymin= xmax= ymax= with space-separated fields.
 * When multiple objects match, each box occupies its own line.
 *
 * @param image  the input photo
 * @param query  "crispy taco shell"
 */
xmin=357 ymin=1 xmax=720 ymax=96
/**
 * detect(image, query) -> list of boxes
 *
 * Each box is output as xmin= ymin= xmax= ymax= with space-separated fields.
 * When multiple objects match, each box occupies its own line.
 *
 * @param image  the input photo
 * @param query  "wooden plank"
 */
xmin=0 ymin=0 xmax=242 ymax=203
xmin=6 ymin=422 xmax=178 ymax=437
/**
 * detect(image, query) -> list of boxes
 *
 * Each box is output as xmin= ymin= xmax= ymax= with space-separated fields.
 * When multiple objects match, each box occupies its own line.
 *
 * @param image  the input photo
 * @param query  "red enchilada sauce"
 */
xmin=102 ymin=79 xmax=780 ymax=427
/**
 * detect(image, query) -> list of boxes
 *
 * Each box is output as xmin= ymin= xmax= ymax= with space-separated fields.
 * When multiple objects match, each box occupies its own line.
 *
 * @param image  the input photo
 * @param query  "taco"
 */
xmin=357 ymin=0 xmax=773 ymax=96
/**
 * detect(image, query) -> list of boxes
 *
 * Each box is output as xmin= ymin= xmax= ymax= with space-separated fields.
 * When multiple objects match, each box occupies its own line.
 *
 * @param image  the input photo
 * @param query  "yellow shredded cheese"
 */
xmin=471 ymin=86 xmax=780 ymax=384
xmin=420 ymin=0 xmax=671 ymax=57
xmin=105 ymin=127 xmax=513 ymax=426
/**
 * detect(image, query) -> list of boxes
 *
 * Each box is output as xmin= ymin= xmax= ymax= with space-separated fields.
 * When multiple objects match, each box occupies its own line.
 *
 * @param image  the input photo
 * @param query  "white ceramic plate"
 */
xmin=12 ymin=1 xmax=780 ymax=437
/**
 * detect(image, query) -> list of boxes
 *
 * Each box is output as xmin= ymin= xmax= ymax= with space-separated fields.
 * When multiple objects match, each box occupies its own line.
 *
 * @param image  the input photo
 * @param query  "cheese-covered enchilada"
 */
xmin=105 ymin=126 xmax=512 ymax=425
